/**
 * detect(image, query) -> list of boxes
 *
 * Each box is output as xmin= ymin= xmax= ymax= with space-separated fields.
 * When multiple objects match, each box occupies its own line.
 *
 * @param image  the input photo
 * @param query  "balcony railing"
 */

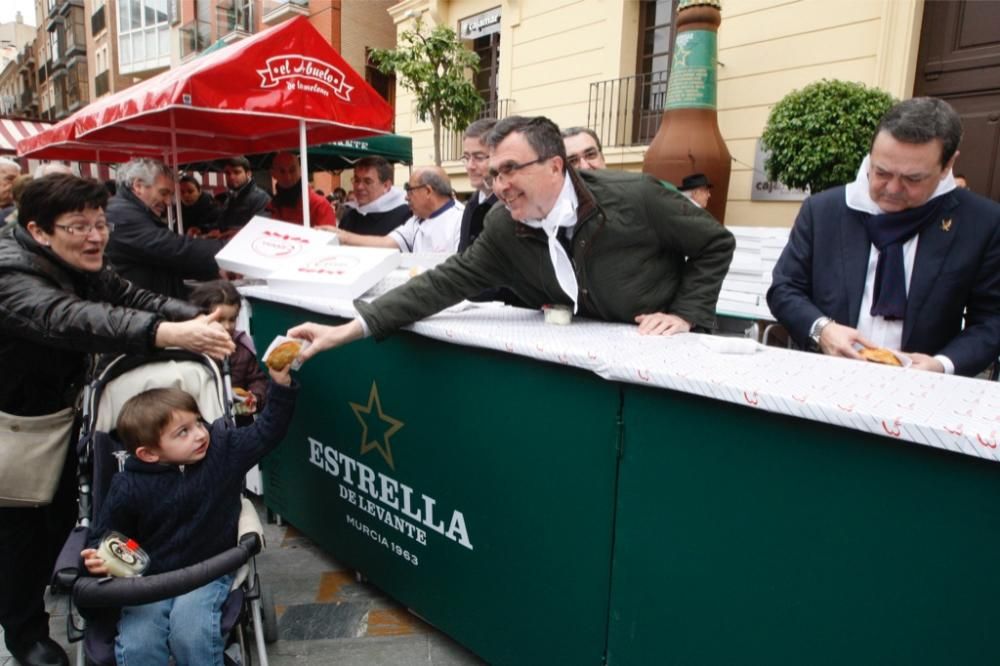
xmin=20 ymin=88 xmax=36 ymax=109
xmin=262 ymin=0 xmax=309 ymax=26
xmin=68 ymin=82 xmax=87 ymax=112
xmin=57 ymin=0 xmax=83 ymax=17
xmin=217 ymin=1 xmax=253 ymax=42
xmin=65 ymin=24 xmax=86 ymax=59
xmin=17 ymin=45 xmax=35 ymax=71
xmin=91 ymin=4 xmax=106 ymax=35
xmin=442 ymin=98 xmax=514 ymax=162
xmin=587 ymin=70 xmax=669 ymax=148
xmin=95 ymin=70 xmax=109 ymax=97
xmin=180 ymin=20 xmax=212 ymax=59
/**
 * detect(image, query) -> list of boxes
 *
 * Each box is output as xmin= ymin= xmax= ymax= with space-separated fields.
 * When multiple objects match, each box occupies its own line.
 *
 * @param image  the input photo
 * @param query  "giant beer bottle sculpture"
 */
xmin=643 ymin=0 xmax=731 ymax=224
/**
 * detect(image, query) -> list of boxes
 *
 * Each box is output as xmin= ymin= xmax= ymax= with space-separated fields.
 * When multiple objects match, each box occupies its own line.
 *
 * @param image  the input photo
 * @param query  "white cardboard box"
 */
xmin=266 ymin=245 xmax=401 ymax=301
xmin=215 ymin=217 xmax=337 ymax=278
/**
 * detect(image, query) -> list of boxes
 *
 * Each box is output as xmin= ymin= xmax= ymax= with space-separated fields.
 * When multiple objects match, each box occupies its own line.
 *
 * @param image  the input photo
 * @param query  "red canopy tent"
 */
xmin=19 ymin=16 xmax=394 ymax=226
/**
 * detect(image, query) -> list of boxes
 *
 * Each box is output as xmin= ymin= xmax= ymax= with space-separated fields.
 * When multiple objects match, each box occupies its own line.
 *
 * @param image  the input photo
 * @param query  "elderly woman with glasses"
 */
xmin=0 ymin=174 xmax=236 ymax=666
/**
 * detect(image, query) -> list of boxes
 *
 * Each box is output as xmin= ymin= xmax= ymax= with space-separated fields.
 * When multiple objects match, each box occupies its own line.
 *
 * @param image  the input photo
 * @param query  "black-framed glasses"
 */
xmin=487 ymin=157 xmax=548 ymax=183
xmin=53 ymin=221 xmax=113 ymax=236
xmin=403 ymin=183 xmax=429 ymax=193
xmin=567 ymin=148 xmax=602 ymax=168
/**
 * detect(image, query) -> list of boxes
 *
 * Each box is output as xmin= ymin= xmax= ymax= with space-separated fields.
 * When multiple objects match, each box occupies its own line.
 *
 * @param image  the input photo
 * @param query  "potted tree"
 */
xmin=761 ymin=80 xmax=895 ymax=194
xmin=371 ymin=19 xmax=483 ymax=166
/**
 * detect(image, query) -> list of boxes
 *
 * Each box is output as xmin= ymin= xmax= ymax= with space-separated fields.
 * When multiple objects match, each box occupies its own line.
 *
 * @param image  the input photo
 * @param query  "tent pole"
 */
xmin=300 ymin=119 xmax=310 ymax=228
xmin=163 ymin=152 xmax=176 ymax=233
xmin=170 ymin=110 xmax=184 ymax=235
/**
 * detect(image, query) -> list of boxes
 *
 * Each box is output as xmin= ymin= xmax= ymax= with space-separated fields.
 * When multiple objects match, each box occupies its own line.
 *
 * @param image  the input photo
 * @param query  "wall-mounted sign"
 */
xmin=751 ymin=139 xmax=810 ymax=202
xmin=460 ymin=7 xmax=501 ymax=41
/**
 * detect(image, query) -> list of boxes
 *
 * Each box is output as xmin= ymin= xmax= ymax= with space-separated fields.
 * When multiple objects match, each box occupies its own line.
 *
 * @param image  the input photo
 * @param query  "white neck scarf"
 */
xmin=845 ymin=154 xmax=956 ymax=214
xmin=519 ymin=173 xmax=580 ymax=312
xmin=343 ymin=187 xmax=408 ymax=215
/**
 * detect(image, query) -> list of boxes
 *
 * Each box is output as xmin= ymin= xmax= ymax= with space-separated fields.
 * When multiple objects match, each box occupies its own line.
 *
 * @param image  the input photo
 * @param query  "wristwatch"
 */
xmin=809 ymin=316 xmax=834 ymax=349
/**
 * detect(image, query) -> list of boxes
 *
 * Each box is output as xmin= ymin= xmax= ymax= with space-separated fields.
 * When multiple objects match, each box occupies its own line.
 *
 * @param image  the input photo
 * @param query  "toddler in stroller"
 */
xmin=52 ymin=350 xmax=297 ymax=666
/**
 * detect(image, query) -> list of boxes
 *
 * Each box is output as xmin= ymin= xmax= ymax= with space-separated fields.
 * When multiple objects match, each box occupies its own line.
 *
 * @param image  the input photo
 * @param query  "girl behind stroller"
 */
xmin=52 ymin=350 xmax=291 ymax=665
xmin=189 ymin=280 xmax=268 ymax=425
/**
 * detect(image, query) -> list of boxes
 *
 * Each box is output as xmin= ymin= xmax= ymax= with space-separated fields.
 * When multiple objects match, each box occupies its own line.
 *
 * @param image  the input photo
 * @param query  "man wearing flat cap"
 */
xmin=678 ymin=173 xmax=712 ymax=209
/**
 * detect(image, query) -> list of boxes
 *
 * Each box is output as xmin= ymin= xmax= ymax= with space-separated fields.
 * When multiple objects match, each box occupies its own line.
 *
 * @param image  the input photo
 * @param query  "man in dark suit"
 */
xmin=458 ymin=118 xmax=498 ymax=252
xmin=767 ymin=97 xmax=1000 ymax=377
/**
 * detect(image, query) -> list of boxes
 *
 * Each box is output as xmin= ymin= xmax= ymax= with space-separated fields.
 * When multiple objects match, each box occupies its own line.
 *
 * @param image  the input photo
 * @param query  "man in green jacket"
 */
xmin=290 ymin=115 xmax=734 ymax=359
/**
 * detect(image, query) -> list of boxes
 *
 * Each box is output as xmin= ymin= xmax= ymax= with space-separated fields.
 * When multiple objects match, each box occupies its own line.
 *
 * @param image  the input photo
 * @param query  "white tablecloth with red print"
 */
xmin=241 ymin=277 xmax=1000 ymax=465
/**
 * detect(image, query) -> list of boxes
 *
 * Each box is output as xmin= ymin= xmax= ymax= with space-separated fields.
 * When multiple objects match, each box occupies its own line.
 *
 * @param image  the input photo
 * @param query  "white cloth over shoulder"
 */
xmin=342 ymin=187 xmax=408 ymax=216
xmin=519 ymin=173 xmax=580 ymax=312
xmin=389 ymin=201 xmax=464 ymax=254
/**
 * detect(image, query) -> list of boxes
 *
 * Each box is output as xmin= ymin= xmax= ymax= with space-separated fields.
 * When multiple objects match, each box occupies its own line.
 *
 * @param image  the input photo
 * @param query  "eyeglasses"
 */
xmin=53 ymin=221 xmax=113 ymax=236
xmin=567 ymin=148 xmax=602 ymax=168
xmin=461 ymin=153 xmax=489 ymax=164
xmin=403 ymin=183 xmax=429 ymax=193
xmin=487 ymin=157 xmax=548 ymax=183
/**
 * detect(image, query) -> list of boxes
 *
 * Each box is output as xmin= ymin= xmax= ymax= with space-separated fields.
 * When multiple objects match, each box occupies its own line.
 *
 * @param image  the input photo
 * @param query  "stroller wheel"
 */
xmin=261 ymin=583 xmax=279 ymax=644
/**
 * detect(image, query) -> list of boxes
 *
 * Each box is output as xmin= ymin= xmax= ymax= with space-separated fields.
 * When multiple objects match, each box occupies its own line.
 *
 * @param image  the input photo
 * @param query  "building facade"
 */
xmin=30 ymin=0 xmax=91 ymax=121
xmin=385 ymin=0 xmax=998 ymax=227
xmin=0 ymin=11 xmax=39 ymax=115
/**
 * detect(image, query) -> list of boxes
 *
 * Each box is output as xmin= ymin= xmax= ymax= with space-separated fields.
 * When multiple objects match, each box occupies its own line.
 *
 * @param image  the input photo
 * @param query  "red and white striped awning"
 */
xmin=0 ymin=117 xmax=51 ymax=155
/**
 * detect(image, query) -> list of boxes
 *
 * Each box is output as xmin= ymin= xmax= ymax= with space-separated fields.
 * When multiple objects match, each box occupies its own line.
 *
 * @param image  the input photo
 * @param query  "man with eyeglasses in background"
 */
xmin=561 ymin=127 xmax=607 ymax=170
xmin=336 ymin=166 xmax=462 ymax=254
xmin=339 ymin=156 xmax=410 ymax=236
xmin=286 ymin=115 xmax=735 ymax=359
xmin=458 ymin=119 xmax=499 ymax=251
xmin=106 ymin=158 xmax=224 ymax=299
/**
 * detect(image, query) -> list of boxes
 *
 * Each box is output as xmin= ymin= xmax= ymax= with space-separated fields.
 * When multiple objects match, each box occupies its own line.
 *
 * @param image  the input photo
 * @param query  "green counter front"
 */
xmin=251 ymin=301 xmax=620 ymax=665
xmin=250 ymin=298 xmax=1000 ymax=665
xmin=610 ymin=385 xmax=1000 ymax=665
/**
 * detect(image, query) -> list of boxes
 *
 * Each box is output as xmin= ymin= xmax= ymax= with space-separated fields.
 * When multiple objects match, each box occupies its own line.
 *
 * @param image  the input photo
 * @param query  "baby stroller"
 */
xmin=50 ymin=350 xmax=279 ymax=665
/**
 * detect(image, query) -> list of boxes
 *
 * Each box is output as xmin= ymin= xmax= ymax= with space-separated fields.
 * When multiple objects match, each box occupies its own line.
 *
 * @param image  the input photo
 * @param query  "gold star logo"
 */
xmin=349 ymin=381 xmax=404 ymax=469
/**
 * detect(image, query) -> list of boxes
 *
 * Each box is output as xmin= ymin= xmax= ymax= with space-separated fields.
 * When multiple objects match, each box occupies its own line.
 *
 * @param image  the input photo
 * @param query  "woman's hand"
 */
xmin=80 ymin=548 xmax=109 ymax=576
xmin=286 ymin=320 xmax=364 ymax=363
xmin=155 ymin=308 xmax=236 ymax=359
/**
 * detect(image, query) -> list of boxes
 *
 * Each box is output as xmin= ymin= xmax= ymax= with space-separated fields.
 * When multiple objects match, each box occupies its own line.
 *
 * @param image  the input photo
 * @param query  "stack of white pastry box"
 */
xmin=215 ymin=217 xmax=400 ymax=300
xmin=715 ymin=226 xmax=790 ymax=321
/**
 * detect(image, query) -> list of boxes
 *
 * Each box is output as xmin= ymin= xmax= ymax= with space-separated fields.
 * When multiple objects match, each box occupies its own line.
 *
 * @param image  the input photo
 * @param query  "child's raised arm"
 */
xmin=268 ymin=363 xmax=291 ymax=386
